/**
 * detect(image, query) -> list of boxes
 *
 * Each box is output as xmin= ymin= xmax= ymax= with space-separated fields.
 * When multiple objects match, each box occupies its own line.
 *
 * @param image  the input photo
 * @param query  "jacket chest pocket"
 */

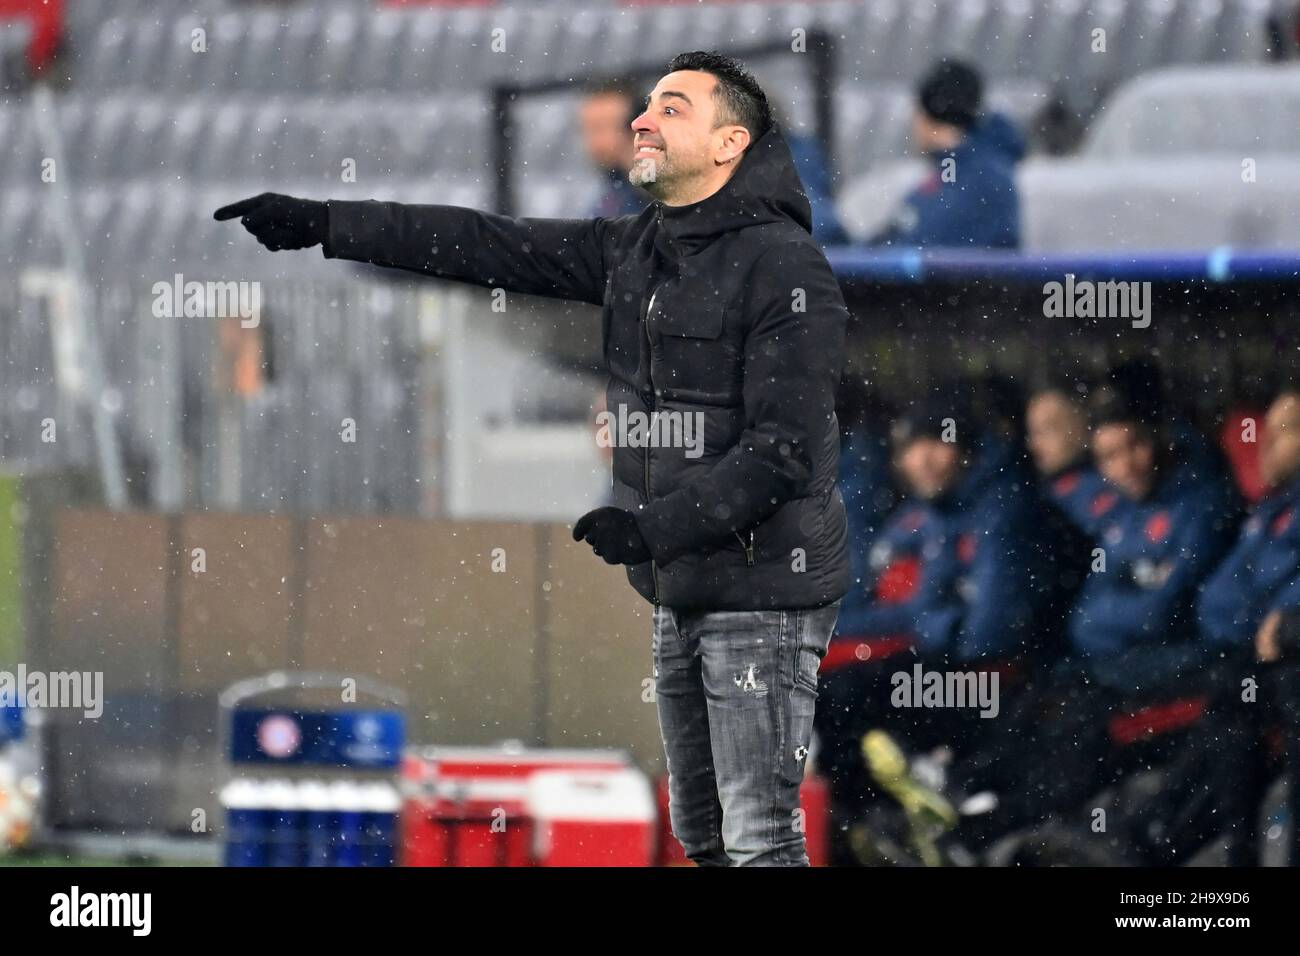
xmin=649 ymin=296 xmax=741 ymax=402
xmin=653 ymin=295 xmax=726 ymax=339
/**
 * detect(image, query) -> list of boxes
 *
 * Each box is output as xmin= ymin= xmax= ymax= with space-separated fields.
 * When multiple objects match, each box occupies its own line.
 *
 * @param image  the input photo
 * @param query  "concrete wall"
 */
xmin=29 ymin=508 xmax=658 ymax=833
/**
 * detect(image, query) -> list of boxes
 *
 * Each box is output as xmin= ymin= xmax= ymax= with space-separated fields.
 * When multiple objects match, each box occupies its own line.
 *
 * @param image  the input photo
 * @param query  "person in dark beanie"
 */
xmin=814 ymin=392 xmax=1056 ymax=863
xmin=868 ymin=58 xmax=1024 ymax=248
xmin=214 ymin=51 xmax=850 ymax=867
xmin=1067 ymin=385 xmax=1239 ymax=691
xmin=1105 ymin=357 xmax=1233 ymax=489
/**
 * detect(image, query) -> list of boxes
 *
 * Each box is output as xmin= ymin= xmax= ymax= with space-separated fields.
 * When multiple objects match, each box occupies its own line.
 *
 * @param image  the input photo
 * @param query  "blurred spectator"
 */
xmin=1105 ymin=358 xmax=1233 ymax=490
xmin=1026 ymin=378 xmax=1124 ymax=536
xmin=816 ymin=393 xmax=1058 ymax=861
xmin=867 ymin=59 xmax=1024 ymax=249
xmin=1068 ymin=386 xmax=1240 ymax=694
xmin=579 ymin=76 xmax=650 ymax=218
xmin=1199 ymin=391 xmax=1300 ymax=652
xmin=951 ymin=389 xmax=1298 ymax=863
xmin=1251 ymin=392 xmax=1300 ymax=865
xmin=1134 ymin=389 xmax=1300 ymax=863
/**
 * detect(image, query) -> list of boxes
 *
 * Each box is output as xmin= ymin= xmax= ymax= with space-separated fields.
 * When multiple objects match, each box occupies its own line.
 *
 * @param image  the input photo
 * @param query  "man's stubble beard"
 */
xmin=629 ymin=155 xmax=670 ymax=198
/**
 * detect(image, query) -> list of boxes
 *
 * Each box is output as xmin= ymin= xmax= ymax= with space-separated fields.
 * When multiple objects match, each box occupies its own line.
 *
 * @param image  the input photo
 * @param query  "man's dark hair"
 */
xmin=917 ymin=59 xmax=983 ymax=130
xmin=1087 ymin=383 xmax=1161 ymax=444
xmin=890 ymin=391 xmax=976 ymax=454
xmin=666 ymin=50 xmax=773 ymax=142
xmin=1029 ymin=372 xmax=1092 ymax=405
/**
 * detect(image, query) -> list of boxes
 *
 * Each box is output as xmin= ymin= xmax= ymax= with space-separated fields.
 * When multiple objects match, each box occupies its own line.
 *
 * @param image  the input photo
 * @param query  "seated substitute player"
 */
xmin=814 ymin=397 xmax=1062 ymax=860
xmin=1025 ymin=377 xmax=1124 ymax=538
xmin=1160 ymin=388 xmax=1300 ymax=865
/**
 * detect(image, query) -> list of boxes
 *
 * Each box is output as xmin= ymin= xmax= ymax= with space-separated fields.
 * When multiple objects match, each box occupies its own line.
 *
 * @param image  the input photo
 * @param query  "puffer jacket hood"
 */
xmin=655 ymin=125 xmax=814 ymax=257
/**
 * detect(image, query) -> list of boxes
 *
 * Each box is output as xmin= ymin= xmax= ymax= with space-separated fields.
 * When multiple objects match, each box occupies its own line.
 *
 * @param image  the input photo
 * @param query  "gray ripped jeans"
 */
xmin=652 ymin=600 xmax=840 ymax=866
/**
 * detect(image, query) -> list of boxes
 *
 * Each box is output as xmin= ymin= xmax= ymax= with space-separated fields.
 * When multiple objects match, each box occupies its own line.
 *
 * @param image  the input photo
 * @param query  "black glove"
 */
xmin=572 ymin=506 xmax=652 ymax=565
xmin=214 ymin=192 xmax=329 ymax=251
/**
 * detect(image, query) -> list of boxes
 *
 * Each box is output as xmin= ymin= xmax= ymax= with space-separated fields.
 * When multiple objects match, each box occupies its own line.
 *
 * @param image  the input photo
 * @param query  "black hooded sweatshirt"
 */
xmin=321 ymin=124 xmax=851 ymax=611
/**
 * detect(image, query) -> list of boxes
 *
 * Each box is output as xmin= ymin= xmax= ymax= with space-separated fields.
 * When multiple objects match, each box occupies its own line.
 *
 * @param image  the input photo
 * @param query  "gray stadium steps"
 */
xmin=65 ymin=0 xmax=1300 ymax=99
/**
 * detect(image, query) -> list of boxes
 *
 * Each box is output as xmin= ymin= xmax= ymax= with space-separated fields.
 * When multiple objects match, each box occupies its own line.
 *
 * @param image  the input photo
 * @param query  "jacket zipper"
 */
xmin=644 ymin=284 xmax=662 ymax=606
xmin=648 ymin=202 xmax=752 ymax=579
xmin=734 ymin=529 xmax=755 ymax=566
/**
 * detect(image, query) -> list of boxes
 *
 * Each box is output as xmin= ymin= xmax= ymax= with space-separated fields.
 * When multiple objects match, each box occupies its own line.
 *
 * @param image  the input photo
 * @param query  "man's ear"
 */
xmin=715 ymin=126 xmax=752 ymax=166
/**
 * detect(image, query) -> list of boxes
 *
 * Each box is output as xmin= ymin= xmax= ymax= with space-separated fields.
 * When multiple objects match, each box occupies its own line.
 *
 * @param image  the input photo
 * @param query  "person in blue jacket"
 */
xmin=1067 ymin=389 xmax=1241 ymax=694
xmin=834 ymin=503 xmax=929 ymax=639
xmin=1025 ymin=379 xmax=1127 ymax=538
xmin=867 ymin=59 xmax=1024 ymax=249
xmin=1178 ymin=389 xmax=1300 ymax=865
xmin=1105 ymin=358 xmax=1234 ymax=492
xmin=815 ymin=395 xmax=1060 ymax=861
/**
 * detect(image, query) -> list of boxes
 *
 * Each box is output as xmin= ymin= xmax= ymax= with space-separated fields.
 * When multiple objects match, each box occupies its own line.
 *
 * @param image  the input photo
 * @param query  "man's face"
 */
xmin=1260 ymin=393 xmax=1300 ymax=489
xmin=1026 ymin=391 xmax=1088 ymax=477
xmin=1093 ymin=422 xmax=1157 ymax=500
xmin=911 ymin=108 xmax=962 ymax=154
xmin=628 ymin=70 xmax=747 ymax=202
xmin=912 ymin=109 xmax=940 ymax=153
xmin=897 ymin=437 xmax=963 ymax=500
xmin=579 ymin=92 xmax=635 ymax=172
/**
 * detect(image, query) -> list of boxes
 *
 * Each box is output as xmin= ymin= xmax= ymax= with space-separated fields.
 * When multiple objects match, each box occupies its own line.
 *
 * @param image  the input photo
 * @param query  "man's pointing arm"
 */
xmin=215 ymin=191 xmax=617 ymax=306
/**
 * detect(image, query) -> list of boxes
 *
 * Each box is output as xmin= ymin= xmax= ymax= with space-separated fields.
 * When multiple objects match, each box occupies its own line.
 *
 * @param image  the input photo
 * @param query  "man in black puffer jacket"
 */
xmin=216 ymin=51 xmax=851 ymax=866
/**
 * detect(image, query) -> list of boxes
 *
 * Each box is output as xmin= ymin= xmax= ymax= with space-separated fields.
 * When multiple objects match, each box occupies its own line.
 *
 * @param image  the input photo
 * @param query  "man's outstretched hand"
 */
xmin=214 ymin=192 xmax=329 ymax=251
xmin=572 ymin=506 xmax=652 ymax=565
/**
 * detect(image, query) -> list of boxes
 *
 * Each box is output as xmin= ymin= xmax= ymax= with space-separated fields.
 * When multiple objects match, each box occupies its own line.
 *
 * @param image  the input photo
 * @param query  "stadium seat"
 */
xmin=1020 ymin=155 xmax=1300 ymax=251
xmin=1083 ymin=64 xmax=1300 ymax=159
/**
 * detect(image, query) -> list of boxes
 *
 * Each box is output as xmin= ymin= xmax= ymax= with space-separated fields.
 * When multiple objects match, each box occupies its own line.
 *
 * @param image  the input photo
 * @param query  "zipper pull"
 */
xmin=735 ymin=530 xmax=755 ymax=567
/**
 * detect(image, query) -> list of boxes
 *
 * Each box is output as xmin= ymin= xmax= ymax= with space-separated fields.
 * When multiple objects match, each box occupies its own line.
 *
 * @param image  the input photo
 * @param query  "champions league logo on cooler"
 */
xmin=256 ymin=713 xmax=303 ymax=759
xmin=341 ymin=713 xmax=390 ymax=764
